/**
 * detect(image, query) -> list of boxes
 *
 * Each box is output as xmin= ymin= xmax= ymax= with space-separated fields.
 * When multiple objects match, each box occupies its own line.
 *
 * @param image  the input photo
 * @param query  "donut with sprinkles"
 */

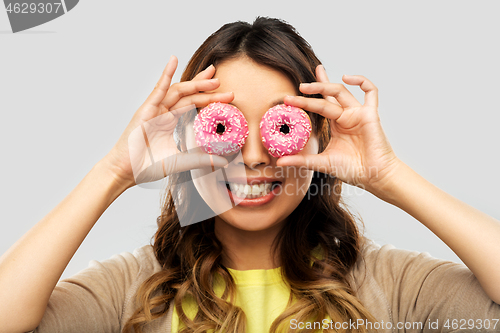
xmin=193 ymin=102 xmax=249 ymax=156
xmin=260 ymin=104 xmax=312 ymax=158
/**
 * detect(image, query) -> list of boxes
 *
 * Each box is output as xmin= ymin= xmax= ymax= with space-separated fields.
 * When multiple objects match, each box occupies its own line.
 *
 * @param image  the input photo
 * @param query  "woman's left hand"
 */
xmin=280 ymin=67 xmax=500 ymax=305
xmin=278 ymin=65 xmax=401 ymax=195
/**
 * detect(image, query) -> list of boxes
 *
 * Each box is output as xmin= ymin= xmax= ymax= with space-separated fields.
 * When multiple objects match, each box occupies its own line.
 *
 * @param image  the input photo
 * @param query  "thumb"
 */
xmin=163 ymin=152 xmax=228 ymax=175
xmin=134 ymin=151 xmax=228 ymax=185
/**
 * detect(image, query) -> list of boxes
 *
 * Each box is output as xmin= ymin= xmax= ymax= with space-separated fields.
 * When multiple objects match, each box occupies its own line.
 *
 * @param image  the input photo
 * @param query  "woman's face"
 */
xmin=186 ymin=57 xmax=318 ymax=233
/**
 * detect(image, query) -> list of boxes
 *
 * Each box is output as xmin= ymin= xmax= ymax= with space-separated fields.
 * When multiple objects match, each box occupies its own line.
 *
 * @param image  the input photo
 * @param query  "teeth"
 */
xmin=226 ymin=182 xmax=274 ymax=198
xmin=252 ymin=185 xmax=260 ymax=195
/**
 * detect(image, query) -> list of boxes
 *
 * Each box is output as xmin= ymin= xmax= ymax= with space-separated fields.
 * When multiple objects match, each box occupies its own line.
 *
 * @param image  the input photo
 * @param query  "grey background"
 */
xmin=1 ymin=1 xmax=499 ymax=280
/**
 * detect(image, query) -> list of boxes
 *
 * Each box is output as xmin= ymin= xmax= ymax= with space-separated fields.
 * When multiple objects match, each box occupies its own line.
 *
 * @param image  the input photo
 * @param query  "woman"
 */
xmin=1 ymin=17 xmax=499 ymax=333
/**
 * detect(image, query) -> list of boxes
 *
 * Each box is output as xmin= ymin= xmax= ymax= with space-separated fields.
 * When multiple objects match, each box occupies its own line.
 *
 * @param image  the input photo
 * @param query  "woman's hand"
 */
xmin=102 ymin=56 xmax=232 ymax=190
xmin=282 ymin=66 xmax=500 ymax=305
xmin=278 ymin=65 xmax=401 ymax=196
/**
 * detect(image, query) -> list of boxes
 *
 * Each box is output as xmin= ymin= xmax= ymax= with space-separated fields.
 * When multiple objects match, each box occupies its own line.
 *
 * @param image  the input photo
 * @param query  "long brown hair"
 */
xmin=123 ymin=17 xmax=377 ymax=333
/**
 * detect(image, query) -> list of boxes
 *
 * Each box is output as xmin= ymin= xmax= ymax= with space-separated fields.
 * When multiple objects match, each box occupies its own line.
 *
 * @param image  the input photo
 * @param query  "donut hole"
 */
xmin=280 ymin=123 xmax=290 ymax=135
xmin=216 ymin=123 xmax=226 ymax=135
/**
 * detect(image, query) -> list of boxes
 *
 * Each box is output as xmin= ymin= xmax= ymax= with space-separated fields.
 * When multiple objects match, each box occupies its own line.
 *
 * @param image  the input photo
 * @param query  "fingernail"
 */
xmin=319 ymin=64 xmax=326 ymax=72
xmin=207 ymin=64 xmax=215 ymax=70
xmin=300 ymin=83 xmax=311 ymax=86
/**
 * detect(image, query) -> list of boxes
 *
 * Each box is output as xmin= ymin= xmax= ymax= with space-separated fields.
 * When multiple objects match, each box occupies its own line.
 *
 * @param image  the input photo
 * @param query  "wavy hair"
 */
xmin=123 ymin=17 xmax=377 ymax=333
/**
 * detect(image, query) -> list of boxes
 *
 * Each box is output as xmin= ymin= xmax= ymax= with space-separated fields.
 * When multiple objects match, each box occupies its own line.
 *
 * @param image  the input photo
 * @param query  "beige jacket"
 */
xmin=31 ymin=238 xmax=500 ymax=332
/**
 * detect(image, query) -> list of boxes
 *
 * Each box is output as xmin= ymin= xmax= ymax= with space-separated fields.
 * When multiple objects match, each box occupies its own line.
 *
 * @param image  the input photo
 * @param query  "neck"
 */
xmin=214 ymin=216 xmax=285 ymax=270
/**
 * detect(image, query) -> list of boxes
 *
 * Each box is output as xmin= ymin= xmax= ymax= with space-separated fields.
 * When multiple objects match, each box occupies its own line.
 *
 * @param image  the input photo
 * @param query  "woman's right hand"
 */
xmin=102 ymin=56 xmax=233 ymax=190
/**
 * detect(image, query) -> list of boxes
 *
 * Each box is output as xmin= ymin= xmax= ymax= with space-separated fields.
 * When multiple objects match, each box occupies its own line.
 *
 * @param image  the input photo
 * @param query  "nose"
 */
xmin=237 ymin=123 xmax=271 ymax=169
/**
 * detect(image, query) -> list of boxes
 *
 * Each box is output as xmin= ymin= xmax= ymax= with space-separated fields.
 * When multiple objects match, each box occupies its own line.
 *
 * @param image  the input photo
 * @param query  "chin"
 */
xmin=217 ymin=212 xmax=286 ymax=232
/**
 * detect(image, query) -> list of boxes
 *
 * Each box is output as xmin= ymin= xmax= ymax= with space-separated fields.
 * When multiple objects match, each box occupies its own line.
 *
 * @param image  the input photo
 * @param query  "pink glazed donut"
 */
xmin=193 ymin=102 xmax=249 ymax=156
xmin=260 ymin=104 xmax=312 ymax=158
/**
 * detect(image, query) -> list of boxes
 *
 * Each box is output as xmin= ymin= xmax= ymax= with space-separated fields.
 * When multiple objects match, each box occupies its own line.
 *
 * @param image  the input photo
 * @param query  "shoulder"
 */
xmin=129 ymin=244 xmax=164 ymax=286
xmin=348 ymin=237 xmax=500 ymax=327
xmin=129 ymin=244 xmax=162 ymax=274
xmin=32 ymin=245 xmax=164 ymax=333
xmin=80 ymin=244 xmax=162 ymax=282
xmin=108 ymin=244 xmax=164 ymax=328
xmin=350 ymin=236 xmax=471 ymax=295
xmin=116 ymin=244 xmax=163 ymax=294
xmin=352 ymin=236 xmax=470 ymax=287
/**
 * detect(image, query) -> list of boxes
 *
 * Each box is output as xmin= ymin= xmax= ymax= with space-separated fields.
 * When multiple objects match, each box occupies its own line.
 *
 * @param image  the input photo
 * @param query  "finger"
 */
xmin=315 ymin=65 xmax=341 ymax=106
xmin=163 ymin=151 xmax=228 ymax=175
xmin=147 ymin=104 xmax=197 ymax=128
xmin=342 ymin=75 xmax=378 ymax=107
xmin=161 ymin=79 xmax=222 ymax=111
xmin=299 ymin=82 xmax=361 ymax=108
xmin=168 ymin=91 xmax=234 ymax=112
xmin=146 ymin=55 xmax=178 ymax=106
xmin=283 ymin=95 xmax=343 ymax=120
xmin=134 ymin=152 xmax=228 ymax=184
xmin=276 ymin=153 xmax=335 ymax=176
xmin=191 ymin=64 xmax=216 ymax=81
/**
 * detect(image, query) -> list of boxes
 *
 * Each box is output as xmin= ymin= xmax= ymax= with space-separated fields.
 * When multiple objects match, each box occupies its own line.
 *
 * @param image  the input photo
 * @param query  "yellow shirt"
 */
xmin=171 ymin=266 xmax=292 ymax=333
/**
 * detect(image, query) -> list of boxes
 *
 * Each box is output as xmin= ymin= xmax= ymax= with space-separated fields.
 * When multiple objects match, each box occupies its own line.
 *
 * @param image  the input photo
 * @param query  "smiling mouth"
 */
xmin=224 ymin=181 xmax=282 ymax=199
